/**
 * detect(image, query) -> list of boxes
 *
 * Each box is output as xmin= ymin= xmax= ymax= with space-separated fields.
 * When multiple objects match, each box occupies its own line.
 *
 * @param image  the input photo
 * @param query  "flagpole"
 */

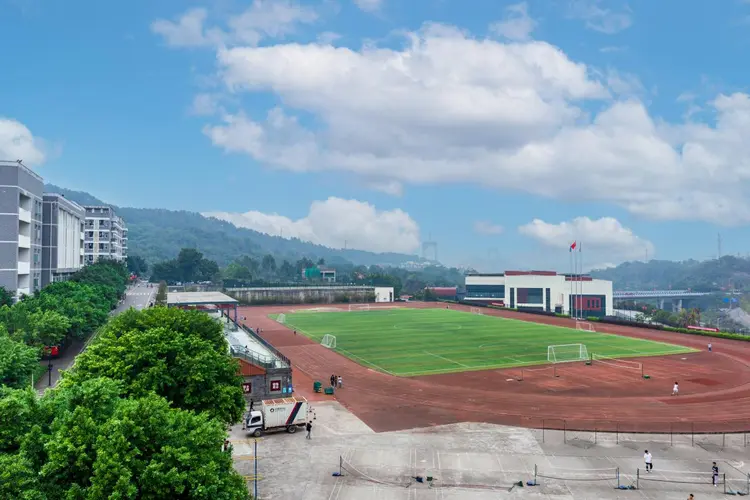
xmin=569 ymin=245 xmax=573 ymax=317
xmin=578 ymin=242 xmax=583 ymax=320
xmin=575 ymin=241 xmax=581 ymax=319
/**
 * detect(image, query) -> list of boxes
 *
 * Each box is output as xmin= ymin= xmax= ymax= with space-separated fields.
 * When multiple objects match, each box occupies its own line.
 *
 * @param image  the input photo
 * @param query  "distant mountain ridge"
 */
xmin=591 ymin=256 xmax=750 ymax=292
xmin=45 ymin=184 xmax=423 ymax=267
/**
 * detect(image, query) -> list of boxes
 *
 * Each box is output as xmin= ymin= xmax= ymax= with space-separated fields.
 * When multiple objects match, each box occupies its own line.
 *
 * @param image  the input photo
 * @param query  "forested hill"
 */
xmin=591 ymin=256 xmax=750 ymax=292
xmin=44 ymin=184 xmax=422 ymax=267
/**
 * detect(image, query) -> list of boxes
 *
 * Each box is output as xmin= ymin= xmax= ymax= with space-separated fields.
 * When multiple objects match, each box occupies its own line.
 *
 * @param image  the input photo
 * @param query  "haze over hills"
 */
xmin=590 ymin=256 xmax=750 ymax=292
xmin=45 ymin=184 xmax=425 ymax=267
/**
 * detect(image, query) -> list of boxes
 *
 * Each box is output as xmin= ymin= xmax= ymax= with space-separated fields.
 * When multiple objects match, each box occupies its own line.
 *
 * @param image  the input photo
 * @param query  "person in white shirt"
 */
xmin=708 ymin=342 xmax=712 ymax=352
xmin=644 ymin=450 xmax=653 ymax=472
xmin=672 ymin=381 xmax=679 ymax=396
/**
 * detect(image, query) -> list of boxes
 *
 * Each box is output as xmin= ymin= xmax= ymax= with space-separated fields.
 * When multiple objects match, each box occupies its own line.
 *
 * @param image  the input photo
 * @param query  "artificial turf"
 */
xmin=272 ymin=307 xmax=696 ymax=376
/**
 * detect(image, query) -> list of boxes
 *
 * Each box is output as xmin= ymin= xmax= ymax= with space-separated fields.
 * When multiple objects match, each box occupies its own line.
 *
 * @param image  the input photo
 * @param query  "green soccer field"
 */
xmin=271 ymin=308 xmax=696 ymax=377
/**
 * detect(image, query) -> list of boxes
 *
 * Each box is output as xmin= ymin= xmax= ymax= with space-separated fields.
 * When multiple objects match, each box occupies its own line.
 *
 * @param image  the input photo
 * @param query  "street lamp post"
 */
xmin=47 ymin=357 xmax=53 ymax=386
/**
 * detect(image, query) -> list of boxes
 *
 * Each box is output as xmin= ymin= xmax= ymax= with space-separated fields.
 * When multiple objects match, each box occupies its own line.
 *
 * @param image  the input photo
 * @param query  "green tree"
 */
xmin=0 ymin=332 xmax=42 ymax=389
xmin=63 ymin=308 xmax=244 ymax=424
xmin=224 ymin=261 xmax=253 ymax=281
xmin=24 ymin=310 xmax=71 ymax=347
xmin=155 ymin=281 xmax=168 ymax=306
xmin=0 ymin=453 xmax=44 ymax=500
xmin=33 ymin=378 xmax=249 ymax=499
xmin=261 ymin=254 xmax=277 ymax=274
xmin=126 ymin=255 xmax=149 ymax=276
xmin=0 ymin=387 xmax=40 ymax=451
xmin=0 ymin=286 xmax=14 ymax=307
xmin=279 ymin=259 xmax=296 ymax=279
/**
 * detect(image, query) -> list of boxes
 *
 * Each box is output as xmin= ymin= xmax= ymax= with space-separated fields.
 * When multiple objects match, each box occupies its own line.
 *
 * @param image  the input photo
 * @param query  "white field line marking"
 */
xmin=335 ymin=347 xmax=397 ymax=377
xmin=422 ymin=351 xmax=469 ymax=368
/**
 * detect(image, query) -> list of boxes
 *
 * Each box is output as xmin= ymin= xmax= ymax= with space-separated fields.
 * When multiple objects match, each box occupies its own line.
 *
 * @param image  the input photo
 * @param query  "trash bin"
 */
xmin=324 ymin=386 xmax=335 ymax=395
xmin=313 ymin=381 xmax=322 ymax=393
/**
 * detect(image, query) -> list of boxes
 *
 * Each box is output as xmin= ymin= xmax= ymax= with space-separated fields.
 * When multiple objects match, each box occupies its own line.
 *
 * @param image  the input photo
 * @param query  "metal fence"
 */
xmin=528 ymin=417 xmax=750 ymax=448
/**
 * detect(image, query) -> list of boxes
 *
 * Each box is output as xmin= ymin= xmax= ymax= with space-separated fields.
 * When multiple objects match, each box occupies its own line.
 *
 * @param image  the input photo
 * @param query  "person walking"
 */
xmin=672 ymin=381 xmax=679 ymax=396
xmin=337 ymin=375 xmax=343 ymax=389
xmin=712 ymin=462 xmax=719 ymax=487
xmin=708 ymin=342 xmax=712 ymax=353
xmin=644 ymin=450 xmax=653 ymax=472
xmin=306 ymin=421 xmax=312 ymax=439
xmin=687 ymin=494 xmax=694 ymax=500
xmin=330 ymin=374 xmax=336 ymax=387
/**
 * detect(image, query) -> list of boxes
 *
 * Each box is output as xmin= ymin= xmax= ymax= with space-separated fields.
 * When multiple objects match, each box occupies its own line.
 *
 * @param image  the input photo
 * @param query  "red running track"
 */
xmin=240 ymin=303 xmax=750 ymax=433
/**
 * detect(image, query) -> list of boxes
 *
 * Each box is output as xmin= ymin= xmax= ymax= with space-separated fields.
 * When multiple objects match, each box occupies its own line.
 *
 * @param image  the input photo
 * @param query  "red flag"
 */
xmin=569 ymin=241 xmax=577 ymax=251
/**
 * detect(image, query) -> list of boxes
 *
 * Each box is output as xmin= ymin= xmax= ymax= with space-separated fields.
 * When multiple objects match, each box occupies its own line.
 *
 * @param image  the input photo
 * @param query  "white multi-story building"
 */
xmin=42 ymin=194 xmax=85 ymax=286
xmin=83 ymin=206 xmax=127 ymax=264
xmin=0 ymin=160 xmax=44 ymax=298
xmin=465 ymin=270 xmax=614 ymax=317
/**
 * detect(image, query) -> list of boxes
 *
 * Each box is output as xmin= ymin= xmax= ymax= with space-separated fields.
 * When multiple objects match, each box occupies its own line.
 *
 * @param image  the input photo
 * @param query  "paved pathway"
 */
xmin=35 ymin=281 xmax=156 ymax=394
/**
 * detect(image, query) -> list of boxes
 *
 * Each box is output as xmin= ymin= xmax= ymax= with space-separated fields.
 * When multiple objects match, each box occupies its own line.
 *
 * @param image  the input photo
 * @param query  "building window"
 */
xmin=33 ymin=278 xmax=39 ymax=289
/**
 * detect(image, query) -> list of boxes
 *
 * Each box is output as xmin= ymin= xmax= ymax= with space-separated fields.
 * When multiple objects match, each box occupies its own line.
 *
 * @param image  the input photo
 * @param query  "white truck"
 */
xmin=246 ymin=397 xmax=310 ymax=437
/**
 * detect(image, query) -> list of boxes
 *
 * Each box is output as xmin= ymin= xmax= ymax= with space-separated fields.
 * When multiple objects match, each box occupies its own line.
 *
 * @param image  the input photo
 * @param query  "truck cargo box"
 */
xmin=260 ymin=397 xmax=309 ymax=429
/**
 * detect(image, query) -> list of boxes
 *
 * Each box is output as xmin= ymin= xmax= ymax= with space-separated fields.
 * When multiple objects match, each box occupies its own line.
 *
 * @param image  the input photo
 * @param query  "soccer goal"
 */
xmin=321 ymin=334 xmax=337 ymax=349
xmin=576 ymin=320 xmax=595 ymax=332
xmin=591 ymin=353 xmax=644 ymax=376
xmin=470 ymin=307 xmax=483 ymax=315
xmin=349 ymin=304 xmax=371 ymax=312
xmin=276 ymin=313 xmax=286 ymax=324
xmin=548 ymin=344 xmax=589 ymax=364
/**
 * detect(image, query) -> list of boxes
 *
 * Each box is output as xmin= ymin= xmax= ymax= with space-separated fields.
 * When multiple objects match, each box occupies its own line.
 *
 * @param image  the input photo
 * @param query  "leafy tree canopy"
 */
xmin=126 ymin=255 xmax=149 ymax=276
xmin=62 ymin=308 xmax=244 ymax=424
xmin=9 ymin=378 xmax=249 ymax=500
xmin=151 ymin=248 xmax=220 ymax=284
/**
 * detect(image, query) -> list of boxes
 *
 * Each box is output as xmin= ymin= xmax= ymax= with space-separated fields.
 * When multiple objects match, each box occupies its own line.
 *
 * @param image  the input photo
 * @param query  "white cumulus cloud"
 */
xmin=489 ymin=2 xmax=537 ymax=41
xmin=0 ymin=118 xmax=46 ymax=166
xmin=568 ymin=0 xmax=633 ymax=34
xmin=151 ymin=1 xmax=317 ymax=48
xmin=203 ymin=197 xmax=421 ymax=254
xmin=518 ymin=216 xmax=654 ymax=264
xmin=473 ymin=221 xmax=504 ymax=235
xmin=354 ymin=0 xmax=383 ymax=13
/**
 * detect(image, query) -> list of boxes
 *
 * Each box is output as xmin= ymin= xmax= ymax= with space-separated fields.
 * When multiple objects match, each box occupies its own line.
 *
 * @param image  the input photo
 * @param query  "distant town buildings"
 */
xmin=0 ymin=160 xmax=128 ymax=299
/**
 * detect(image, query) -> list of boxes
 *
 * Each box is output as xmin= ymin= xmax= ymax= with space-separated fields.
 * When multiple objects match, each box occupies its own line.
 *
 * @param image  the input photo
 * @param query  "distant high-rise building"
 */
xmin=0 ymin=161 xmax=44 ymax=298
xmin=42 ymin=194 xmax=85 ymax=286
xmin=83 ymin=206 xmax=127 ymax=264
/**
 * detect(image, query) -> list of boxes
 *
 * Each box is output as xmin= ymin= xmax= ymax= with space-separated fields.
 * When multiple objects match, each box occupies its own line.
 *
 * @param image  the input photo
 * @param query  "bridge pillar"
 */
xmin=676 ymin=299 xmax=683 ymax=313
xmin=658 ymin=298 xmax=665 ymax=310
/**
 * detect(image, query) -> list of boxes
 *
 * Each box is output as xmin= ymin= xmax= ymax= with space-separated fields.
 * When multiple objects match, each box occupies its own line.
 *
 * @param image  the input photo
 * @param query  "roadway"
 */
xmin=35 ymin=281 xmax=157 ymax=394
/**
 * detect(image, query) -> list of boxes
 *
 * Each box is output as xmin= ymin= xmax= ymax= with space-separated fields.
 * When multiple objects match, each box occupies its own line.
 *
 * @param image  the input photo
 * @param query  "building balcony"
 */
xmin=18 ymin=235 xmax=30 ymax=248
xmin=18 ymin=261 xmax=30 ymax=275
xmin=17 ymin=287 xmax=30 ymax=297
xmin=18 ymin=207 xmax=31 ymax=223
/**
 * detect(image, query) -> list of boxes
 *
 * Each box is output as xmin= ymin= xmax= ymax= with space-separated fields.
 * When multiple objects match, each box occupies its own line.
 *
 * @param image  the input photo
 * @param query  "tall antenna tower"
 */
xmin=422 ymin=233 xmax=438 ymax=262
xmin=718 ymin=232 xmax=722 ymax=259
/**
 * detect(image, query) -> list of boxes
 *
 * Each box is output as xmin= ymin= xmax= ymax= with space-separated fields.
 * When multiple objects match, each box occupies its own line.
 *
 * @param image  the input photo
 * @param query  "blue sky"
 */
xmin=2 ymin=0 xmax=750 ymax=271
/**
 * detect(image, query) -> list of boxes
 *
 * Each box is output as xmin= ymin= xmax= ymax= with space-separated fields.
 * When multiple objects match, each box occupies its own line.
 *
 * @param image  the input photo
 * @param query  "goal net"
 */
xmin=591 ymin=353 xmax=642 ymax=372
xmin=470 ymin=307 xmax=483 ymax=315
xmin=321 ymin=334 xmax=337 ymax=349
xmin=548 ymin=344 xmax=589 ymax=363
xmin=276 ymin=313 xmax=286 ymax=324
xmin=349 ymin=304 xmax=371 ymax=312
xmin=576 ymin=321 xmax=595 ymax=332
